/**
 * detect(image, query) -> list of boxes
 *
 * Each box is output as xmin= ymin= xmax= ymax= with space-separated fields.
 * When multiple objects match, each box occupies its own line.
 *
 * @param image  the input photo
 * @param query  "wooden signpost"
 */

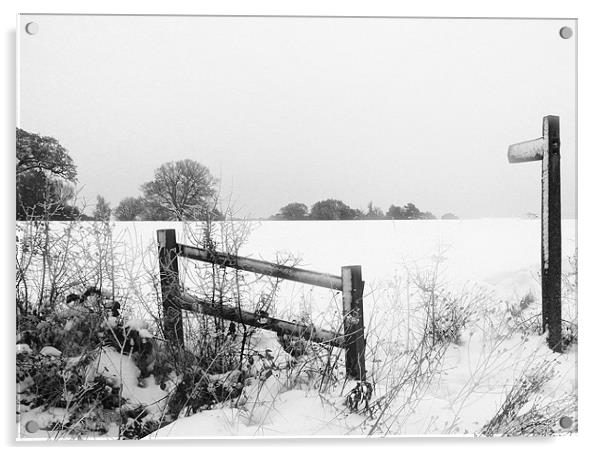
xmin=507 ymin=115 xmax=562 ymax=352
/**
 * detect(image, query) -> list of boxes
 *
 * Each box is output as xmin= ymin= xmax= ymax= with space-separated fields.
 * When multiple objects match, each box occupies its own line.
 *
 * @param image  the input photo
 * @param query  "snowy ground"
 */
xmin=146 ymin=335 xmax=576 ymax=438
xmin=16 ymin=219 xmax=578 ymax=438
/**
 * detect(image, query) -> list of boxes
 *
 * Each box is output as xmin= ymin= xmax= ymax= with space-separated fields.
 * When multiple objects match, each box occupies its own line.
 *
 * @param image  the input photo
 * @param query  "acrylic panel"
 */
xmin=16 ymin=15 xmax=577 ymax=439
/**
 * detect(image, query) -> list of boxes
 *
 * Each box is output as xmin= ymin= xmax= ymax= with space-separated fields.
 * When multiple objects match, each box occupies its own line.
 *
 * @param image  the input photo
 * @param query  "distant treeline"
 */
xmin=17 ymin=128 xmax=459 ymax=222
xmin=270 ymin=200 xmax=459 ymax=221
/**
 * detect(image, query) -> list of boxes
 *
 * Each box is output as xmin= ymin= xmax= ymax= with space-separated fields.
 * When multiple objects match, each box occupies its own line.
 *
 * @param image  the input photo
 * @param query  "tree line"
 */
xmin=16 ymin=128 xmax=458 ymax=222
xmin=271 ymin=200 xmax=458 ymax=221
xmin=16 ymin=129 xmax=221 ymax=222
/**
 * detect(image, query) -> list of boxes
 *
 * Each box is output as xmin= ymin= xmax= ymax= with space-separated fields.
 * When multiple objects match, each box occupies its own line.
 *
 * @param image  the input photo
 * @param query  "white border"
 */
xmin=3 ymin=1 xmax=600 ymax=454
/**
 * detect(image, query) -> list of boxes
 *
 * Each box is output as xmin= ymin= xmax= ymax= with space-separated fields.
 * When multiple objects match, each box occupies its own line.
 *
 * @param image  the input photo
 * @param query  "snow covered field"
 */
xmin=17 ymin=219 xmax=578 ymax=438
xmin=111 ymin=218 xmax=576 ymax=290
xmin=112 ymin=219 xmax=577 ymax=319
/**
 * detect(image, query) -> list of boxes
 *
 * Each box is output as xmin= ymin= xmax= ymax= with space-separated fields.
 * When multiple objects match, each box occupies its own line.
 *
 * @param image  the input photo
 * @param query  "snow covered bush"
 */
xmin=17 ymin=321 xmax=176 ymax=438
xmin=17 ymin=344 xmax=126 ymax=437
xmin=16 ymin=285 xmax=180 ymax=439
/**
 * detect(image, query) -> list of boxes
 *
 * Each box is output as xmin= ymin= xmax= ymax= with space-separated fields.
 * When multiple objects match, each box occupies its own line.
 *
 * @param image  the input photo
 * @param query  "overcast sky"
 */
xmin=18 ymin=15 xmax=576 ymax=219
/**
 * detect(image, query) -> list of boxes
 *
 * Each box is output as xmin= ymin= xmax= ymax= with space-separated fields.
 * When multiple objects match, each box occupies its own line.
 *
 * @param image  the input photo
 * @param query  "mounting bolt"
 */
xmin=25 ymin=22 xmax=39 ymax=35
xmin=559 ymin=26 xmax=573 ymax=40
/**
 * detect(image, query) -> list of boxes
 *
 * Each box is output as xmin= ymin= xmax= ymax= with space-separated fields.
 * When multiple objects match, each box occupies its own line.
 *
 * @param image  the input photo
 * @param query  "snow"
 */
xmin=17 ymin=376 xmax=34 ymax=394
xmin=144 ymin=328 xmax=576 ymax=438
xmin=103 ymin=316 xmax=119 ymax=329
xmin=147 ymin=388 xmax=366 ymax=438
xmin=389 ymin=332 xmax=576 ymax=435
xmin=243 ymin=330 xmax=293 ymax=374
xmin=18 ymin=407 xmax=71 ymax=439
xmin=86 ymin=347 xmax=170 ymax=420
xmin=138 ymin=328 xmax=154 ymax=339
xmin=16 ymin=344 xmax=32 ymax=355
xmin=124 ymin=319 xmax=148 ymax=331
xmin=40 ymin=346 xmax=62 ymax=357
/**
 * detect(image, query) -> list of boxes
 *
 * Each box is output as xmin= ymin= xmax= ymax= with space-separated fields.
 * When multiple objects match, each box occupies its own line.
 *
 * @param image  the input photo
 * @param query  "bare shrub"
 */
xmin=407 ymin=252 xmax=481 ymax=347
xmin=503 ymin=252 xmax=578 ymax=349
xmin=480 ymin=360 xmax=576 ymax=436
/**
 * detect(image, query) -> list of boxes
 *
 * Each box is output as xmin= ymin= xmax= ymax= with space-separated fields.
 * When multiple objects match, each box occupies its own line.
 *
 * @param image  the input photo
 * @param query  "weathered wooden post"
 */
xmin=341 ymin=265 xmax=366 ymax=380
xmin=508 ymin=115 xmax=562 ymax=352
xmin=157 ymin=229 xmax=184 ymax=346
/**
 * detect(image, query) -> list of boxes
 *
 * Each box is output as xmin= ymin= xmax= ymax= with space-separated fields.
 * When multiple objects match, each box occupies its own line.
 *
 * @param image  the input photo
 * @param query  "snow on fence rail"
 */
xmin=156 ymin=229 xmax=366 ymax=380
xmin=177 ymin=244 xmax=344 ymax=290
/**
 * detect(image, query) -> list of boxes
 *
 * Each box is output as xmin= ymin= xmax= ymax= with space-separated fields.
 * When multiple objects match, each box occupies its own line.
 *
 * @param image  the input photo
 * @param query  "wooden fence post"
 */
xmin=507 ymin=115 xmax=562 ymax=352
xmin=342 ymin=265 xmax=366 ymax=380
xmin=157 ymin=229 xmax=184 ymax=346
xmin=542 ymin=116 xmax=562 ymax=352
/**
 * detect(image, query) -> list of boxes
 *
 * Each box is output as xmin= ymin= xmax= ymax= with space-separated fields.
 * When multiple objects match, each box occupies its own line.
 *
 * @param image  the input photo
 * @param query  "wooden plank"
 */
xmin=541 ymin=115 xmax=562 ymax=352
xmin=157 ymin=229 xmax=184 ymax=346
xmin=508 ymin=137 xmax=545 ymax=163
xmin=177 ymin=244 xmax=343 ymax=291
xmin=342 ymin=265 xmax=366 ymax=380
xmin=178 ymin=293 xmax=346 ymax=348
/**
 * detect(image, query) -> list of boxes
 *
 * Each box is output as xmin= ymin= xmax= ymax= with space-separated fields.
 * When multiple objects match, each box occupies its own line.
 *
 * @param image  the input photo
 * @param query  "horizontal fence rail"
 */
xmin=177 ymin=244 xmax=343 ymax=291
xmin=178 ymin=293 xmax=346 ymax=348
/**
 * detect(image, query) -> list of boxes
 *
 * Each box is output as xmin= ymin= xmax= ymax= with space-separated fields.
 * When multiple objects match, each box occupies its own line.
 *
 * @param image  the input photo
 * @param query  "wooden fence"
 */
xmin=157 ymin=229 xmax=366 ymax=380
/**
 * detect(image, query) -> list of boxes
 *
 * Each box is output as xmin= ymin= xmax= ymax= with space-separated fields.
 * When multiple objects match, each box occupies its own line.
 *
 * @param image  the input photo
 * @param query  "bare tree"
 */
xmin=93 ymin=195 xmax=112 ymax=221
xmin=114 ymin=196 xmax=146 ymax=221
xmin=141 ymin=159 xmax=217 ymax=221
xmin=16 ymin=128 xmax=77 ymax=180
